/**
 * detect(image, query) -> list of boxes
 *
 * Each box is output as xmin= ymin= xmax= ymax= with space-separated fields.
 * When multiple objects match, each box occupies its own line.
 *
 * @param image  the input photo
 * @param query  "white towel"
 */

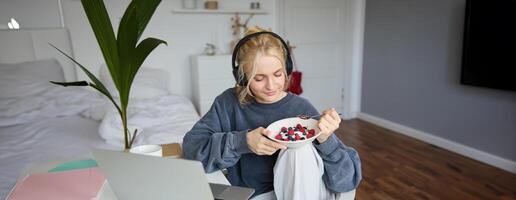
xmin=273 ymin=144 xmax=335 ymax=200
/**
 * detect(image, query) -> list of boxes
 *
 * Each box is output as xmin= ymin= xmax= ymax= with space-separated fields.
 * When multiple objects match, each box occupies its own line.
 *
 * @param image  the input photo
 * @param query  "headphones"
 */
xmin=231 ymin=31 xmax=293 ymax=86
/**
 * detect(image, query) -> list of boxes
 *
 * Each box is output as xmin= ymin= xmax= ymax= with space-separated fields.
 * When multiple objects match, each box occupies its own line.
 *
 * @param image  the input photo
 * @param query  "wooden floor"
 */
xmin=334 ymin=119 xmax=516 ymax=200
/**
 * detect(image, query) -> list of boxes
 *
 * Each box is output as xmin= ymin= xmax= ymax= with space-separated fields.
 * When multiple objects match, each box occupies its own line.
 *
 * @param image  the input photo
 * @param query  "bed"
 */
xmin=0 ymin=28 xmax=200 ymax=199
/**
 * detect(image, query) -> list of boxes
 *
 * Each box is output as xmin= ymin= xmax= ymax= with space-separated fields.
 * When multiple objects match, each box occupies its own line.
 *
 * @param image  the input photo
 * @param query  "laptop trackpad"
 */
xmin=209 ymin=183 xmax=255 ymax=200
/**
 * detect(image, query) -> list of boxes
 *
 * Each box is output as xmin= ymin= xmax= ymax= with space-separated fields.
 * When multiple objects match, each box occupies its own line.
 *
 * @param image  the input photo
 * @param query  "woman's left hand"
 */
xmin=317 ymin=108 xmax=341 ymax=143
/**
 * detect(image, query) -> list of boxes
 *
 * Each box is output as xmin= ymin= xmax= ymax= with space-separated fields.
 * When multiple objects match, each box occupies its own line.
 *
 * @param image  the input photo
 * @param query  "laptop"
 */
xmin=92 ymin=149 xmax=254 ymax=200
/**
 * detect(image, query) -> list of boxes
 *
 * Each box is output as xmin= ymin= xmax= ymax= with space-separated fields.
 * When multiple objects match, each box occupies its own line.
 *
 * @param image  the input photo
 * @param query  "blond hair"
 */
xmin=234 ymin=26 xmax=289 ymax=105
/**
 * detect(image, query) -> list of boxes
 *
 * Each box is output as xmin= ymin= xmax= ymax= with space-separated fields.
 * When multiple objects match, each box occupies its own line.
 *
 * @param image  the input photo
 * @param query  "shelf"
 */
xmin=171 ymin=8 xmax=267 ymax=15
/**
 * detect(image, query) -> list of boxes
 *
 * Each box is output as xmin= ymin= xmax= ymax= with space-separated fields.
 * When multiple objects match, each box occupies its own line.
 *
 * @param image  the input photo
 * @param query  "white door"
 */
xmin=279 ymin=0 xmax=347 ymax=114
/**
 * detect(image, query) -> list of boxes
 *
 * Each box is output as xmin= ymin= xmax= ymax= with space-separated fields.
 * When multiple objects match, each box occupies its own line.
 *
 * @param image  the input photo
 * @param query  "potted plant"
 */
xmin=50 ymin=0 xmax=166 ymax=149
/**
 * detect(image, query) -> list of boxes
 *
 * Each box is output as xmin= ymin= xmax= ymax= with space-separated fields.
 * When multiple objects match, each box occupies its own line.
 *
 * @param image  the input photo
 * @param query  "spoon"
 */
xmin=297 ymin=113 xmax=342 ymax=119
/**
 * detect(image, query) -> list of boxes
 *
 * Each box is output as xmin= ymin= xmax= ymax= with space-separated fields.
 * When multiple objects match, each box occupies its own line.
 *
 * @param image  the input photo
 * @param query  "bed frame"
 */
xmin=0 ymin=28 xmax=76 ymax=81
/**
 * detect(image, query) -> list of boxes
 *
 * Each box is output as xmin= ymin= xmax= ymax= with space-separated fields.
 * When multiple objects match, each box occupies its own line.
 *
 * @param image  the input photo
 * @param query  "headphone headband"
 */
xmin=231 ymin=31 xmax=293 ymax=86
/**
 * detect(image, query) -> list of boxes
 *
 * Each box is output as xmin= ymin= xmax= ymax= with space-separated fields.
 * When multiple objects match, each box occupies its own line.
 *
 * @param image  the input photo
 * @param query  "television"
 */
xmin=461 ymin=0 xmax=516 ymax=92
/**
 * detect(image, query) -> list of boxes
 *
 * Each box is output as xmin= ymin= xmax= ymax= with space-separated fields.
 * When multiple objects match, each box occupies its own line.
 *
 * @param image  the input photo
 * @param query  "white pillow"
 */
xmin=98 ymin=65 xmax=169 ymax=99
xmin=0 ymin=59 xmax=64 ymax=99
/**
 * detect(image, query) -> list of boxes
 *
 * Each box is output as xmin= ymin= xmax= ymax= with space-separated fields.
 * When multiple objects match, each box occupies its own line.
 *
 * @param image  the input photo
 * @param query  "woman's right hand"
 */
xmin=247 ymin=127 xmax=287 ymax=155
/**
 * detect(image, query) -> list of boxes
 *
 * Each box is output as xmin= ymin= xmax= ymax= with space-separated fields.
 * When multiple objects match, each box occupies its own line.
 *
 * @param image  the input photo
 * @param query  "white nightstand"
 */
xmin=191 ymin=55 xmax=234 ymax=116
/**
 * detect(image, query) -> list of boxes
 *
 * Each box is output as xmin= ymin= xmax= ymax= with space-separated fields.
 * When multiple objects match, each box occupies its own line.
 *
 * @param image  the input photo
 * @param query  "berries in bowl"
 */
xmin=266 ymin=117 xmax=321 ymax=148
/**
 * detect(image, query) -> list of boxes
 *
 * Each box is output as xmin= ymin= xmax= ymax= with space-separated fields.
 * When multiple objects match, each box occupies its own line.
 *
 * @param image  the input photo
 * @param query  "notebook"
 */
xmin=7 ymin=167 xmax=105 ymax=200
xmin=92 ymin=149 xmax=254 ymax=200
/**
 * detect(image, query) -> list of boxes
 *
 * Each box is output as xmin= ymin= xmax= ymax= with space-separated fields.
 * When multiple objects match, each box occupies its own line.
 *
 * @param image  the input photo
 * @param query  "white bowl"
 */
xmin=129 ymin=144 xmax=162 ymax=157
xmin=266 ymin=117 xmax=321 ymax=148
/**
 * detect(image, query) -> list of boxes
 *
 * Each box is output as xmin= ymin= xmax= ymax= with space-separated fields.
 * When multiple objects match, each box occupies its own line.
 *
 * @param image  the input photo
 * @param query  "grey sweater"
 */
xmin=182 ymin=88 xmax=361 ymax=196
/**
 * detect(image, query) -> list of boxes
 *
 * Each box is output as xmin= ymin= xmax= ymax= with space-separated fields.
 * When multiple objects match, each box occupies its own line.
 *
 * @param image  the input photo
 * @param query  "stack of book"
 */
xmin=7 ymin=159 xmax=106 ymax=200
xmin=7 ymin=143 xmax=183 ymax=200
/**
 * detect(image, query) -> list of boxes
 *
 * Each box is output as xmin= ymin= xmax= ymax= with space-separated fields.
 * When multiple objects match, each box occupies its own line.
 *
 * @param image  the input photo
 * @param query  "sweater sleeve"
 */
xmin=314 ymin=134 xmax=362 ymax=192
xmin=182 ymin=99 xmax=252 ymax=173
xmin=299 ymin=98 xmax=362 ymax=192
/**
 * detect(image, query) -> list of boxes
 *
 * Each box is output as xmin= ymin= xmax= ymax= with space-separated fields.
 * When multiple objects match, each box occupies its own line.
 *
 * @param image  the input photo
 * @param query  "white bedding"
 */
xmin=0 ymin=116 xmax=111 ymax=199
xmin=0 ymin=83 xmax=102 ymax=127
xmin=0 ymin=78 xmax=200 ymax=199
xmin=99 ymin=95 xmax=200 ymax=147
xmin=0 ymin=29 xmax=201 ymax=199
xmin=0 ymin=100 xmax=200 ymax=200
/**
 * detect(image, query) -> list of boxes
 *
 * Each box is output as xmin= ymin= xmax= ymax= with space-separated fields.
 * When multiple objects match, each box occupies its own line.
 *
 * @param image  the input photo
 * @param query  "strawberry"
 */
xmin=275 ymin=134 xmax=282 ymax=140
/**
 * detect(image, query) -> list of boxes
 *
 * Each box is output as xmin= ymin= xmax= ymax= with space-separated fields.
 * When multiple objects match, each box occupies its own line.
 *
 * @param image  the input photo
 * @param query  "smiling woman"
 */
xmin=182 ymin=26 xmax=361 ymax=199
xmin=233 ymin=27 xmax=290 ymax=105
xmin=249 ymin=56 xmax=287 ymax=104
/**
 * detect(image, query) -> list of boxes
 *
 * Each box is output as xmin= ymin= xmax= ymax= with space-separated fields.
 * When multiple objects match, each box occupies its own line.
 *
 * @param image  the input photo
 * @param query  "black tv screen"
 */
xmin=461 ymin=0 xmax=516 ymax=91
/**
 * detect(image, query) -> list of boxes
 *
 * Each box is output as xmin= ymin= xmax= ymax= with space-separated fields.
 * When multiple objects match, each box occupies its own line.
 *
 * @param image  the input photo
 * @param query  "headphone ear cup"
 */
xmin=285 ymin=55 xmax=293 ymax=75
xmin=241 ymin=76 xmax=248 ymax=86
xmin=232 ymin=66 xmax=241 ymax=85
xmin=233 ymin=65 xmax=248 ymax=86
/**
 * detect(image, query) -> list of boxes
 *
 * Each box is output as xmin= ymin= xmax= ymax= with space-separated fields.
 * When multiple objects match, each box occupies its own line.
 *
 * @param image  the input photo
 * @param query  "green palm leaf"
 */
xmin=80 ymin=0 xmax=120 ymax=89
xmin=117 ymin=3 xmax=139 ymax=108
xmin=51 ymin=0 xmax=165 ymax=149
xmin=49 ymin=44 xmax=122 ymax=117
xmin=131 ymin=38 xmax=167 ymax=80
xmin=50 ymin=81 xmax=89 ymax=87
xmin=133 ymin=0 xmax=161 ymax=40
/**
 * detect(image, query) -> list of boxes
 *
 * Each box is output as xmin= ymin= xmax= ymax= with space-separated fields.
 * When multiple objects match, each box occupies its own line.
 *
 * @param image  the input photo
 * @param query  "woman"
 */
xmin=183 ymin=27 xmax=361 ymax=199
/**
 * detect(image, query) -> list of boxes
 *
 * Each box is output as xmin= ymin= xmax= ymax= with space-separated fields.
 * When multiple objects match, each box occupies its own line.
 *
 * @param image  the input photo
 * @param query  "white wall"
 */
xmin=1 ymin=0 xmax=276 ymax=99
xmin=361 ymin=0 xmax=516 ymax=172
xmin=0 ymin=0 xmax=63 ymax=29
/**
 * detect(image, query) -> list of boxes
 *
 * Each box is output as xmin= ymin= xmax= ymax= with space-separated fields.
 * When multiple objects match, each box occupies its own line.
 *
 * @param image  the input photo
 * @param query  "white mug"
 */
xmin=129 ymin=144 xmax=162 ymax=157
